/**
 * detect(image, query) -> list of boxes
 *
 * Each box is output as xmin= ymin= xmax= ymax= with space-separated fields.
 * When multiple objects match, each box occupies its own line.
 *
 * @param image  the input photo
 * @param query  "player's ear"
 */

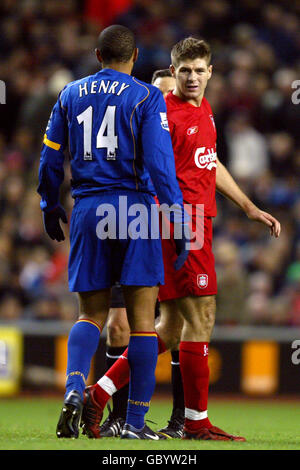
xmin=170 ymin=64 xmax=175 ymax=77
xmin=207 ymin=64 xmax=213 ymax=79
xmin=95 ymin=48 xmax=103 ymax=65
xmin=132 ymin=48 xmax=139 ymax=63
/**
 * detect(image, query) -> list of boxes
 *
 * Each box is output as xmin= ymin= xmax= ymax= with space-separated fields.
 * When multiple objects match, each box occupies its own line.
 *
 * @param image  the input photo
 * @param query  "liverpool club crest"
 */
xmin=197 ymin=274 xmax=208 ymax=289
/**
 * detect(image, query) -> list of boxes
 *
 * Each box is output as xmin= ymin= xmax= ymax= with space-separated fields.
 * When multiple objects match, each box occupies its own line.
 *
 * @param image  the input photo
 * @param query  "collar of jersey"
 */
xmin=167 ymin=92 xmax=205 ymax=112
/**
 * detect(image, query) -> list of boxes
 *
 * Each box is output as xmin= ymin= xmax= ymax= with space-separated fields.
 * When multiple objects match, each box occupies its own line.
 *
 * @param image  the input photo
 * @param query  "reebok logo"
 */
xmin=187 ymin=125 xmax=198 ymax=135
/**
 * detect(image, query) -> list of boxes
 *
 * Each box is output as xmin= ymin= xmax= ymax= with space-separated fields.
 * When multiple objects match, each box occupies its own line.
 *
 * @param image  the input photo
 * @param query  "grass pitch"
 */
xmin=0 ymin=395 xmax=299 ymax=451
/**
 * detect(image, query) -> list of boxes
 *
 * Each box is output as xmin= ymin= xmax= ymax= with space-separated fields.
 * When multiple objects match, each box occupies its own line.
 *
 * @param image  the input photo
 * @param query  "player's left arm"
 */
xmin=141 ymin=87 xmax=185 ymax=220
xmin=216 ymin=157 xmax=281 ymax=238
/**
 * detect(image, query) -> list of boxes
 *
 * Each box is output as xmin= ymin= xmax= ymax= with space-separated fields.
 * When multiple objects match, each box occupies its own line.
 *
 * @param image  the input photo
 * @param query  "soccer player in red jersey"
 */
xmin=81 ymin=37 xmax=281 ymax=441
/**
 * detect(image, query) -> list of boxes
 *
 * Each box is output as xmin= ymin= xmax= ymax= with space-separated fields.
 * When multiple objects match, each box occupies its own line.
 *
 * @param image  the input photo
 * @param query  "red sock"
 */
xmin=94 ymin=333 xmax=167 ymax=405
xmin=179 ymin=341 xmax=212 ymax=431
xmin=93 ymin=385 xmax=111 ymax=409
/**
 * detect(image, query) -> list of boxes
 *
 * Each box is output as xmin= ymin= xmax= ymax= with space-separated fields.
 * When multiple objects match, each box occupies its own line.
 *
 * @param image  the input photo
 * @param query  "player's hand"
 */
xmin=246 ymin=206 xmax=281 ymax=238
xmin=43 ymin=205 xmax=68 ymax=241
xmin=173 ymin=223 xmax=190 ymax=270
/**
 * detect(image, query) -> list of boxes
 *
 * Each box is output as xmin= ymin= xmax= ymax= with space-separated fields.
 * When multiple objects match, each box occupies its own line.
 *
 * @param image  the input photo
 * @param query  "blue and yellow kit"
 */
xmin=37 ymin=68 xmax=184 ymax=290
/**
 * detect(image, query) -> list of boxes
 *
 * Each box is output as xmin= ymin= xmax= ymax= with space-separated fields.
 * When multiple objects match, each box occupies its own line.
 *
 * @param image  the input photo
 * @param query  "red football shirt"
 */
xmin=166 ymin=92 xmax=217 ymax=217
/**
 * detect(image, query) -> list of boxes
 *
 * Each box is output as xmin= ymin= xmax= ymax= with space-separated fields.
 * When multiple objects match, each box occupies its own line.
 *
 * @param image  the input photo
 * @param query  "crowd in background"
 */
xmin=0 ymin=0 xmax=299 ymax=326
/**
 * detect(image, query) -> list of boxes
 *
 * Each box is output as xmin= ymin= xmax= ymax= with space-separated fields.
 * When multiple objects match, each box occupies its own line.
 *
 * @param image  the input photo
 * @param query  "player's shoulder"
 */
xmin=58 ymin=75 xmax=94 ymax=103
xmin=164 ymin=92 xmax=185 ymax=126
xmin=165 ymin=92 xmax=184 ymax=114
xmin=165 ymin=91 xmax=176 ymax=106
xmin=131 ymin=77 xmax=163 ymax=103
xmin=202 ymin=96 xmax=213 ymax=114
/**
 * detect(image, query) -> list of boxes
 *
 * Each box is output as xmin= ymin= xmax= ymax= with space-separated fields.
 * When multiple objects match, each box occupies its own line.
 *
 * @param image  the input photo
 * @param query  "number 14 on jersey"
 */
xmin=76 ymin=105 xmax=118 ymax=161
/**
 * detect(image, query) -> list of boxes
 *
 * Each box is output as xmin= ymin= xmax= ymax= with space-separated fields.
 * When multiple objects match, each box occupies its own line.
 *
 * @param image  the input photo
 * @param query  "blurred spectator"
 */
xmin=19 ymin=246 xmax=52 ymax=299
xmin=284 ymin=241 xmax=300 ymax=326
xmin=286 ymin=281 xmax=300 ymax=327
xmin=225 ymin=110 xmax=269 ymax=181
xmin=215 ymin=238 xmax=248 ymax=324
xmin=0 ymin=0 xmax=299 ymax=326
xmin=17 ymin=68 xmax=73 ymax=141
xmin=244 ymin=272 xmax=281 ymax=325
xmin=0 ymin=295 xmax=23 ymax=321
xmin=28 ymin=295 xmax=61 ymax=321
xmin=286 ymin=241 xmax=300 ymax=285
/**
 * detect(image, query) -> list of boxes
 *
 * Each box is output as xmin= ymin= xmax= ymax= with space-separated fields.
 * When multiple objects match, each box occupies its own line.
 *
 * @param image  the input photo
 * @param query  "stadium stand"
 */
xmin=0 ymin=0 xmax=299 ymax=327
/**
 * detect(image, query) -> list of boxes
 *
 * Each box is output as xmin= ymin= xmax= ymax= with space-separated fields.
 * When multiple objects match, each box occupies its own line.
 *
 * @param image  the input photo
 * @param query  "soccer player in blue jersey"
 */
xmin=37 ymin=25 xmax=188 ymax=440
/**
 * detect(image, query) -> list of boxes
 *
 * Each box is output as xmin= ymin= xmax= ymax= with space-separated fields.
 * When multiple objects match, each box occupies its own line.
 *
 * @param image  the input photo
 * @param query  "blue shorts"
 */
xmin=68 ymin=190 xmax=164 ymax=292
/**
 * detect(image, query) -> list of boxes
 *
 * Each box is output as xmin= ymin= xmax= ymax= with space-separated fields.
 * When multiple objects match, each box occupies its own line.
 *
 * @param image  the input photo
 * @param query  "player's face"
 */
xmin=153 ymin=76 xmax=176 ymax=97
xmin=171 ymin=57 xmax=212 ymax=105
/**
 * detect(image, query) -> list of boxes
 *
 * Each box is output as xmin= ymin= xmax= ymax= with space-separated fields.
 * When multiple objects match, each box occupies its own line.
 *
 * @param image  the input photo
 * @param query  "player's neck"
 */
xmin=101 ymin=62 xmax=133 ymax=76
xmin=173 ymin=89 xmax=204 ymax=107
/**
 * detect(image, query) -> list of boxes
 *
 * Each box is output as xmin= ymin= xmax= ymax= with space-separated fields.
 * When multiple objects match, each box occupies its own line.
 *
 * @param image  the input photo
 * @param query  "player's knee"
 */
xmin=200 ymin=308 xmax=215 ymax=337
xmin=156 ymin=321 xmax=181 ymax=351
xmin=107 ymin=323 xmax=130 ymax=346
xmin=107 ymin=309 xmax=130 ymax=346
xmin=77 ymin=290 xmax=111 ymax=326
xmin=183 ymin=296 xmax=216 ymax=337
xmin=168 ymin=331 xmax=181 ymax=350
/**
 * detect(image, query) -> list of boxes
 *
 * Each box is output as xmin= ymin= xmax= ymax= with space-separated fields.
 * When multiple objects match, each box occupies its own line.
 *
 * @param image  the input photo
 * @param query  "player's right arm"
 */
xmin=37 ymin=87 xmax=69 ymax=241
xmin=37 ymin=88 xmax=68 ymax=212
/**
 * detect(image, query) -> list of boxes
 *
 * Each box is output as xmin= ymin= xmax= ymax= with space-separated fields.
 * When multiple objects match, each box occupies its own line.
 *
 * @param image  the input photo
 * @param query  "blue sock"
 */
xmin=126 ymin=332 xmax=158 ymax=429
xmin=65 ymin=319 xmax=101 ymax=400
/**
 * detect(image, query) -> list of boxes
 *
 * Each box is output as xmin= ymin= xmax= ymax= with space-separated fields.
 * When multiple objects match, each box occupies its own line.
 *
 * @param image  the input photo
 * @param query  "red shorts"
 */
xmin=159 ymin=216 xmax=217 ymax=301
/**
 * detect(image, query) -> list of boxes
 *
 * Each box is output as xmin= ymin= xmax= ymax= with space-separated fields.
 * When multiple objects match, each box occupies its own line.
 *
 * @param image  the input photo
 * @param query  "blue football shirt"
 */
xmin=38 ymin=68 xmax=184 ymax=220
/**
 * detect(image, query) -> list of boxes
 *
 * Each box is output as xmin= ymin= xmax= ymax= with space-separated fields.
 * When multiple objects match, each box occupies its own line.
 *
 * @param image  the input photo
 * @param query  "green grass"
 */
xmin=0 ymin=395 xmax=300 ymax=451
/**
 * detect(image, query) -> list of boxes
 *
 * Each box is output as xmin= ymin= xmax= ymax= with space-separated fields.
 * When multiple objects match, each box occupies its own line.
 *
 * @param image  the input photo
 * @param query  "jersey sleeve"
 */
xmin=140 ymin=87 xmax=186 ymax=223
xmin=37 ymin=88 xmax=68 ymax=212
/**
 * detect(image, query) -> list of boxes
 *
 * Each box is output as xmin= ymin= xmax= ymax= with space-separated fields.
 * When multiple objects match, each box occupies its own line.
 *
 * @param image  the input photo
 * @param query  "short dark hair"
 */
xmin=97 ymin=25 xmax=136 ymax=64
xmin=171 ymin=37 xmax=211 ymax=67
xmin=151 ymin=69 xmax=172 ymax=84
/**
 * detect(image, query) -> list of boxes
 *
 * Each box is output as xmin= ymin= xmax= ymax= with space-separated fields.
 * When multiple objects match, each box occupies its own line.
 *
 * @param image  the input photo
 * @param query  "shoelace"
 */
xmin=167 ymin=414 xmax=184 ymax=430
xmin=100 ymin=404 xmax=118 ymax=431
xmin=145 ymin=419 xmax=157 ymax=426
